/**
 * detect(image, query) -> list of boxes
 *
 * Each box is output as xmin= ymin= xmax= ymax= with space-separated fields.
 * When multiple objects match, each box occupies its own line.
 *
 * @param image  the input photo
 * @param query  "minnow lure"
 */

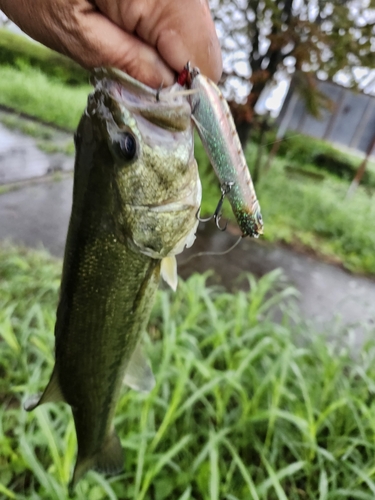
xmin=178 ymin=63 xmax=263 ymax=238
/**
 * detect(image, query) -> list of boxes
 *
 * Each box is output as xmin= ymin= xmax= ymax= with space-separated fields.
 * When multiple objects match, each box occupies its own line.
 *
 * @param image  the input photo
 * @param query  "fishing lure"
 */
xmin=179 ymin=63 xmax=264 ymax=238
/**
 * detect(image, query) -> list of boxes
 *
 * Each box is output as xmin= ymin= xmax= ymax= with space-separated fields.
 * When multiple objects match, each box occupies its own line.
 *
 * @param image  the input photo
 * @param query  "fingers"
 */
xmin=58 ymin=10 xmax=176 ymax=88
xmin=156 ymin=26 xmax=223 ymax=84
xmin=0 ymin=0 xmax=222 ymax=87
xmin=153 ymin=1 xmax=223 ymax=83
xmin=94 ymin=0 xmax=223 ymax=83
xmin=0 ymin=0 xmax=175 ymax=87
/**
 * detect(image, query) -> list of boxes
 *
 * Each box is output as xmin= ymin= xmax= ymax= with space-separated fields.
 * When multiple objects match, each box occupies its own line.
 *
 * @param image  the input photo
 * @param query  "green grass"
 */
xmin=0 ymin=28 xmax=88 ymax=86
xmin=0 ymin=64 xmax=90 ymax=130
xmin=255 ymin=155 xmax=375 ymax=274
xmin=1 ymin=245 xmax=375 ymax=499
xmin=0 ymin=112 xmax=55 ymax=139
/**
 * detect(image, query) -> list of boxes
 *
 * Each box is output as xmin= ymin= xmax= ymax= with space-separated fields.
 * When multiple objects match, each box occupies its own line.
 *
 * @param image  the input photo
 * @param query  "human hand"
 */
xmin=0 ymin=0 xmax=222 ymax=88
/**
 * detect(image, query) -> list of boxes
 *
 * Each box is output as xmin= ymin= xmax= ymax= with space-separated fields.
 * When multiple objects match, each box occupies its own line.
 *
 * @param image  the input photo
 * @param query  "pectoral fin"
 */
xmin=24 ymin=367 xmax=65 ymax=411
xmin=161 ymin=255 xmax=178 ymax=291
xmin=69 ymin=430 xmax=123 ymax=495
xmin=123 ymin=343 xmax=155 ymax=393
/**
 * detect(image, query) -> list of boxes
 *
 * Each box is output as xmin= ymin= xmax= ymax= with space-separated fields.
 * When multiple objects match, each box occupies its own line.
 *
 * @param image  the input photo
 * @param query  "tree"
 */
xmin=211 ymin=0 xmax=375 ymax=144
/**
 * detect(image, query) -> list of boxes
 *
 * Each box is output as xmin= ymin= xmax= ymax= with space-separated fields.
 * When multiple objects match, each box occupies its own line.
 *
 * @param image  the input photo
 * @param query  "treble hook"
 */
xmin=197 ymin=181 xmax=235 ymax=232
xmin=155 ymin=81 xmax=164 ymax=102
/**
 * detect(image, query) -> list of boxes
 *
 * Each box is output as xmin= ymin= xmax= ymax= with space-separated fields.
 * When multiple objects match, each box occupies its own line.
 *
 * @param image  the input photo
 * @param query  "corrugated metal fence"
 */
xmin=277 ymin=79 xmax=375 ymax=155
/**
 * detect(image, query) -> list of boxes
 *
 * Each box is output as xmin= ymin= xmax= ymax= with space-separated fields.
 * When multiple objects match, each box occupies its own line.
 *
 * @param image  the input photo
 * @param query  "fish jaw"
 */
xmin=121 ymin=164 xmax=202 ymax=259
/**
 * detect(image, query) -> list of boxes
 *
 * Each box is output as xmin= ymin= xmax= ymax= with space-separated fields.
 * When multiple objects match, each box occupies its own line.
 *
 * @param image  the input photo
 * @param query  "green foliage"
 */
xmin=273 ymin=132 xmax=375 ymax=188
xmin=256 ymin=159 xmax=375 ymax=274
xmin=273 ymin=132 xmax=334 ymax=165
xmin=0 ymin=29 xmax=88 ymax=86
xmin=1 ymin=245 xmax=375 ymax=499
xmin=0 ymin=64 xmax=90 ymax=130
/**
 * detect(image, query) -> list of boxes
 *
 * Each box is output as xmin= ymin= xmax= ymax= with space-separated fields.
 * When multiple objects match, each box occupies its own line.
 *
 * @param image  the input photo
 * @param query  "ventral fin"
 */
xmin=123 ymin=343 xmax=155 ymax=393
xmin=161 ymin=255 xmax=178 ymax=291
xmin=24 ymin=367 xmax=65 ymax=411
xmin=69 ymin=430 xmax=123 ymax=495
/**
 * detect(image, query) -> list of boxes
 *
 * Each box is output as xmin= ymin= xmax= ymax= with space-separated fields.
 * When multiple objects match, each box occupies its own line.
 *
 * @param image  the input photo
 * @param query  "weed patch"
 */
xmin=0 ymin=65 xmax=89 ymax=130
xmin=1 ymin=246 xmax=375 ymax=499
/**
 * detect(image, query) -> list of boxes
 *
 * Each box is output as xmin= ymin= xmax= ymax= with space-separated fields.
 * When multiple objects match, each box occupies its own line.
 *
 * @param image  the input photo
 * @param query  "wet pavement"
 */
xmin=0 ymin=121 xmax=374 ymax=343
xmin=179 ymin=225 xmax=375 ymax=331
xmin=0 ymin=122 xmax=73 ymax=184
xmin=0 ymin=177 xmax=73 ymax=256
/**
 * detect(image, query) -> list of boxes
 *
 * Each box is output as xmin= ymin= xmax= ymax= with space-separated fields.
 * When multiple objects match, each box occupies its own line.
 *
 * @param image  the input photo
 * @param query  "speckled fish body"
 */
xmin=188 ymin=69 xmax=263 ymax=237
xmin=24 ymin=67 xmax=201 ymax=491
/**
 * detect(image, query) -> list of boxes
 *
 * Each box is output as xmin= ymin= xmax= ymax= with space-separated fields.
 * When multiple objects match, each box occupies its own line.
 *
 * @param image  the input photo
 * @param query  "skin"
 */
xmin=0 ymin=0 xmax=222 ymax=88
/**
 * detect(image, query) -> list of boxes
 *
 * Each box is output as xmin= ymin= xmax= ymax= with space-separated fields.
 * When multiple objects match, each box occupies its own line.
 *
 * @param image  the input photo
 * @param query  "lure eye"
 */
xmin=255 ymin=210 xmax=264 ymax=235
xmin=113 ymin=132 xmax=137 ymax=161
xmin=256 ymin=211 xmax=263 ymax=227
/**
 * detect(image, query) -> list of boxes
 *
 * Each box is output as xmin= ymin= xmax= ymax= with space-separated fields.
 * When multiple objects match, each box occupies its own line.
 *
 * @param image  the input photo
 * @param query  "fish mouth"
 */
xmin=125 ymin=199 xmax=196 ymax=214
xmin=125 ymin=181 xmax=202 ymax=213
xmin=125 ymin=202 xmax=195 ymax=212
xmin=93 ymin=67 xmax=191 ymax=133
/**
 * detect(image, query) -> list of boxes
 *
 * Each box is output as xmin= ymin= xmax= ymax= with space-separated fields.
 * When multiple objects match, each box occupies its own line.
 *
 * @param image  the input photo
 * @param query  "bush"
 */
xmin=313 ymin=152 xmax=375 ymax=188
xmin=252 ymin=127 xmax=375 ymax=188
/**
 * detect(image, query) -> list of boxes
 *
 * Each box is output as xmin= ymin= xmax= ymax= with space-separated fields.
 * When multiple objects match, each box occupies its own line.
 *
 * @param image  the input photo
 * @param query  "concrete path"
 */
xmin=0 ymin=176 xmax=72 ymax=256
xmin=0 ymin=122 xmax=73 ymax=184
xmin=179 ymin=225 xmax=375 ymax=333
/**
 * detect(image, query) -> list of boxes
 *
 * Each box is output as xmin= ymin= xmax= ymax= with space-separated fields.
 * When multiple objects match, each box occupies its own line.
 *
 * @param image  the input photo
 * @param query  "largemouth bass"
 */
xmin=24 ymin=67 xmax=201 ymax=490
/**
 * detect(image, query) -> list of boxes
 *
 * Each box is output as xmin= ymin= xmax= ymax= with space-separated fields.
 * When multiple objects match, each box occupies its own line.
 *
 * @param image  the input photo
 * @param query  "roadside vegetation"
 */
xmin=0 ymin=63 xmax=90 ymax=130
xmin=0 ymin=28 xmax=88 ymax=85
xmin=1 ymin=245 xmax=375 ymax=499
xmin=1 ymin=31 xmax=375 ymax=275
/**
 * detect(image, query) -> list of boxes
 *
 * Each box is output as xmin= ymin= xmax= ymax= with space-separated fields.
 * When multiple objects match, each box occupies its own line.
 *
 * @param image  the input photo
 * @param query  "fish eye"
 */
xmin=113 ymin=132 xmax=137 ymax=161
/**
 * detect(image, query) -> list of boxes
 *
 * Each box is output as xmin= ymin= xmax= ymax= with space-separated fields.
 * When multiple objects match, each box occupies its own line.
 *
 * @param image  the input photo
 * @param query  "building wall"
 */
xmin=277 ymin=79 xmax=375 ymax=155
